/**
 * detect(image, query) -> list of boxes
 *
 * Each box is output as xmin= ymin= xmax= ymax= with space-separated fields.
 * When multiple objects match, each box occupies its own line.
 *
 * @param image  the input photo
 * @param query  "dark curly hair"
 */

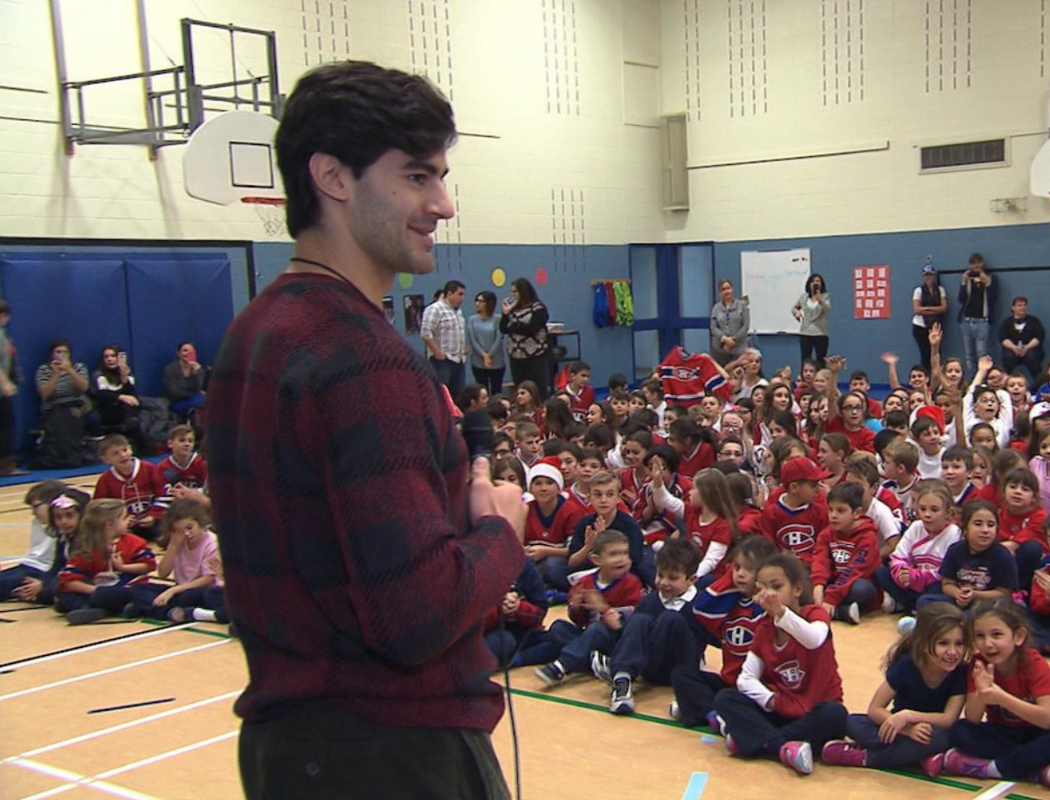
xmin=276 ymin=61 xmax=457 ymax=237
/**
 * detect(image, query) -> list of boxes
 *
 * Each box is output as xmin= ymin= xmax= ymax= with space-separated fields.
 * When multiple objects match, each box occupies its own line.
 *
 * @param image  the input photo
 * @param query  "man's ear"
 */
xmin=308 ymin=152 xmax=351 ymax=202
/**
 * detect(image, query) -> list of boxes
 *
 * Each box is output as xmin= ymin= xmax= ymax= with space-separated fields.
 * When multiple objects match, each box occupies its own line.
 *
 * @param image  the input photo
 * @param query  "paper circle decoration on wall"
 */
xmin=397 ymin=274 xmax=415 ymax=289
xmin=491 ymin=268 xmax=506 ymax=287
xmin=535 ymin=267 xmax=549 ymax=286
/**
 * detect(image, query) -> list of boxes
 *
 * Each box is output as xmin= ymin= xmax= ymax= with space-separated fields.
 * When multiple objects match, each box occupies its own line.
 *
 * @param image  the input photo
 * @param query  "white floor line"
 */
xmin=9 ymin=758 xmax=163 ymax=800
xmin=0 ymin=638 xmax=229 ymax=702
xmin=9 ymin=689 xmax=241 ymax=761
xmin=8 ymin=731 xmax=238 ymax=800
xmin=94 ymin=729 xmax=239 ymax=778
xmin=4 ymin=622 xmax=193 ymax=670
xmin=972 ymin=781 xmax=1016 ymax=800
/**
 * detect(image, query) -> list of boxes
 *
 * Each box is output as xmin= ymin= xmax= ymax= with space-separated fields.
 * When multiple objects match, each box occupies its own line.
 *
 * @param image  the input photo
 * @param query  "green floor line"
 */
xmin=508 ymin=687 xmax=1043 ymax=799
xmin=137 ymin=617 xmax=233 ymax=639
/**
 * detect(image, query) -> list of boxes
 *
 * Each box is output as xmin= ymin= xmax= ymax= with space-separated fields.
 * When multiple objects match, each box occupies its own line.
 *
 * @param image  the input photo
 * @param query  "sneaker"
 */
xmin=668 ymin=700 xmax=682 ymax=721
xmin=779 ymin=741 xmax=814 ymax=775
xmin=942 ymin=748 xmax=993 ymax=779
xmin=897 ymin=616 xmax=917 ymax=636
xmin=609 ymin=678 xmax=635 ymax=714
xmin=534 ymin=662 xmax=566 ymax=688
xmin=1035 ymin=765 xmax=1050 ymax=788
xmin=724 ymin=734 xmax=740 ymax=756
xmin=121 ymin=602 xmax=138 ymax=619
xmin=882 ymin=593 xmax=900 ymax=614
xmin=167 ymin=607 xmax=189 ymax=623
xmin=840 ymin=602 xmax=861 ymax=625
xmin=590 ymin=651 xmax=612 ymax=684
xmin=821 ymin=740 xmax=866 ymax=767
xmin=920 ymin=752 xmax=945 ymax=778
xmin=67 ymin=607 xmax=105 ymax=626
xmin=706 ymin=711 xmax=725 ymax=736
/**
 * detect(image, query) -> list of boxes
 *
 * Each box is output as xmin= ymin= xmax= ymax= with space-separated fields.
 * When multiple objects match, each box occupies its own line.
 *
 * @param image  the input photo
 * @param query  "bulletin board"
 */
xmin=740 ymin=248 xmax=812 ymax=334
xmin=854 ymin=265 xmax=891 ymax=319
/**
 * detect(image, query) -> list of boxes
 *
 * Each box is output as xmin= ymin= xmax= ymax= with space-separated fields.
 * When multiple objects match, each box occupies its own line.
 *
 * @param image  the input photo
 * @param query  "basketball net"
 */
xmin=241 ymin=196 xmax=287 ymax=238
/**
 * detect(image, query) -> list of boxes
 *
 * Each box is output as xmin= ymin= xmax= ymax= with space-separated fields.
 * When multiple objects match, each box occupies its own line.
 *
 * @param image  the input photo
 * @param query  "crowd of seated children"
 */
xmin=456 ymin=347 xmax=1050 ymax=787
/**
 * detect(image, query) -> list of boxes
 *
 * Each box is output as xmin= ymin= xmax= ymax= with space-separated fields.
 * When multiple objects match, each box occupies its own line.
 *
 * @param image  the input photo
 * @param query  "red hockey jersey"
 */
xmin=809 ymin=517 xmax=880 ymax=605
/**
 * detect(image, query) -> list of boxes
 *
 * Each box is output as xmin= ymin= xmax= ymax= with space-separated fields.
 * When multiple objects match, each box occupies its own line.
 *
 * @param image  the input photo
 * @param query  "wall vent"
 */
xmin=919 ymin=139 xmax=1006 ymax=172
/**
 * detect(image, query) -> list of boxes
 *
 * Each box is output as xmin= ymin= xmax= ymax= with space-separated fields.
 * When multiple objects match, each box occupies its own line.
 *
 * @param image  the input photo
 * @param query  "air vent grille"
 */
xmin=920 ymin=139 xmax=1005 ymax=171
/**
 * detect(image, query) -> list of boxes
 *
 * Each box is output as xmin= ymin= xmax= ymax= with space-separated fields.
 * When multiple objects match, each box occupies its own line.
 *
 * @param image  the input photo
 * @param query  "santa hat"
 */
xmin=528 ymin=456 xmax=565 ymax=490
xmin=915 ymin=404 xmax=945 ymax=433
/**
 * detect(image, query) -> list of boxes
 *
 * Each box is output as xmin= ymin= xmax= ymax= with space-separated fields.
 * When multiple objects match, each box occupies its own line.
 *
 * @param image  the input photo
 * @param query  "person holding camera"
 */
xmin=957 ymin=252 xmax=996 ymax=377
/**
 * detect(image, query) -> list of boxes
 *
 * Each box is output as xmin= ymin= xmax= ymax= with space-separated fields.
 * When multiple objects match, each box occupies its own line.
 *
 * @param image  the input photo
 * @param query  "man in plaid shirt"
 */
xmin=208 ymin=61 xmax=526 ymax=800
xmin=421 ymin=278 xmax=468 ymax=395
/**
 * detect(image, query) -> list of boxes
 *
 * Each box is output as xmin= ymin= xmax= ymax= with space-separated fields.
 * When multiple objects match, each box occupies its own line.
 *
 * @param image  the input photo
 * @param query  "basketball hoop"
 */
xmin=241 ymin=196 xmax=287 ymax=238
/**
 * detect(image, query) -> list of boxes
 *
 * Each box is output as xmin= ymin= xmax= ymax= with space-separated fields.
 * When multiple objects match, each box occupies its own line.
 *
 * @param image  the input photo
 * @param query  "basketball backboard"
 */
xmin=184 ymin=110 xmax=282 ymax=205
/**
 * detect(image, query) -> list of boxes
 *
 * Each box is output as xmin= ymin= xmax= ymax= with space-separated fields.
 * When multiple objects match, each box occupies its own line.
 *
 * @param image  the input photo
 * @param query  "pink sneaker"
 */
xmin=724 ymin=734 xmax=740 ymax=756
xmin=779 ymin=741 xmax=814 ymax=775
xmin=942 ymin=748 xmax=993 ymax=779
xmin=920 ymin=752 xmax=945 ymax=778
xmin=821 ymin=740 xmax=866 ymax=767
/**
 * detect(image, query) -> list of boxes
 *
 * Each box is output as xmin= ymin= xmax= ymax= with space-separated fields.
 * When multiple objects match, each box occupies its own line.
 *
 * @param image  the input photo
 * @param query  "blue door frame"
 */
xmin=629 ymin=243 xmax=715 ymax=379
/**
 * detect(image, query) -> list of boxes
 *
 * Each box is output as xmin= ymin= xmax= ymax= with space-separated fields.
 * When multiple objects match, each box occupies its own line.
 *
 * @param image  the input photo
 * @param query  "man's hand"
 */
xmin=470 ymin=457 xmax=526 ymax=540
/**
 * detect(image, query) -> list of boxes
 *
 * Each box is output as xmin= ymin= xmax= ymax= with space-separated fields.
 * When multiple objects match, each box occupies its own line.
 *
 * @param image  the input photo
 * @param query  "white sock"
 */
xmin=987 ymin=762 xmax=1002 ymax=779
xmin=192 ymin=608 xmax=217 ymax=623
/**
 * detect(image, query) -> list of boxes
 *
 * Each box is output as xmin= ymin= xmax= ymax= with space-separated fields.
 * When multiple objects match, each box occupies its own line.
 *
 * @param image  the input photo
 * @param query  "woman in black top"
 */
xmin=499 ymin=278 xmax=552 ymax=398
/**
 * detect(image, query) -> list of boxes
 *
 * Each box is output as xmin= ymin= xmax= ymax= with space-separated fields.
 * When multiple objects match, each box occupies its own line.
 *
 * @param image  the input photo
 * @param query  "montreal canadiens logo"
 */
xmin=723 ymin=621 xmax=756 ymax=649
xmin=775 ymin=659 xmax=806 ymax=689
xmin=778 ymin=524 xmax=815 ymax=554
xmin=673 ymin=367 xmax=700 ymax=380
xmin=128 ymin=500 xmax=151 ymax=515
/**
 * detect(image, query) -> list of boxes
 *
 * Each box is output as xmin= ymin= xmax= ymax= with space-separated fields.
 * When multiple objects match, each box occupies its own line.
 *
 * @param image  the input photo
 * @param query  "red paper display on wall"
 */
xmin=854 ymin=265 xmax=890 ymax=319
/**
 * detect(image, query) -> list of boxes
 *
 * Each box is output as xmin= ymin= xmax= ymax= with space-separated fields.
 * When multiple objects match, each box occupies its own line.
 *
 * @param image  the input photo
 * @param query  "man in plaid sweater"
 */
xmin=208 ymin=62 xmax=526 ymax=800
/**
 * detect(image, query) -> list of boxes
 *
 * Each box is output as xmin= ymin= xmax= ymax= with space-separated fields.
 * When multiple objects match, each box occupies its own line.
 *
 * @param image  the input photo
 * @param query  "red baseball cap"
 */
xmin=781 ymin=456 xmax=832 ymax=485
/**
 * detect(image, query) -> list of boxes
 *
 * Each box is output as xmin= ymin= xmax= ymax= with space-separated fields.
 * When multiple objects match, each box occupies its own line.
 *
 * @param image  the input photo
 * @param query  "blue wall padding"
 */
xmin=0 ymin=253 xmax=232 ymax=455
xmin=1 ymin=257 xmax=131 ymax=448
xmin=124 ymin=256 xmax=233 ymax=397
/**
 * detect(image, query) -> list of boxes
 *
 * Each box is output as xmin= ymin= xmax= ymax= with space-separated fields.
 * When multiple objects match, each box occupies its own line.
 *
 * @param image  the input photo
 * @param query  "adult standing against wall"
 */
xmin=500 ymin=277 xmax=552 ymax=398
xmin=709 ymin=278 xmax=750 ymax=366
xmin=420 ymin=279 xmax=468 ymax=396
xmin=791 ymin=273 xmax=831 ymax=369
xmin=999 ymin=295 xmax=1045 ymax=385
xmin=957 ymin=252 xmax=996 ymax=377
xmin=207 ymin=62 xmax=525 ymax=799
xmin=466 ymin=290 xmax=505 ymax=396
xmin=911 ymin=264 xmax=948 ymax=372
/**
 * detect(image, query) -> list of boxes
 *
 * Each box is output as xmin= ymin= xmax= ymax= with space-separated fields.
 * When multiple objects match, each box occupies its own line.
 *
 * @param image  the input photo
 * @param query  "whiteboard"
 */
xmin=740 ymin=249 xmax=812 ymax=334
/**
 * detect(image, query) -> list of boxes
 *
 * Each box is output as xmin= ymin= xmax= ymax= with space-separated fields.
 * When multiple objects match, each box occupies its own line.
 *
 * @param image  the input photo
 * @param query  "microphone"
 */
xmin=461 ymin=409 xmax=495 ymax=461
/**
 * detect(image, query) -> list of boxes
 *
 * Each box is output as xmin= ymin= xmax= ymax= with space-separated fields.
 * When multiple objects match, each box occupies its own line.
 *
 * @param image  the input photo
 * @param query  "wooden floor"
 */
xmin=1 ymin=478 xmax=1049 ymax=800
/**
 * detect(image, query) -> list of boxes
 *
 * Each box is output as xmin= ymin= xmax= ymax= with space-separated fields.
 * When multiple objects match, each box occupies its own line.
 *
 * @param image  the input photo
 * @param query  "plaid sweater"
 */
xmin=207 ymin=273 xmax=523 ymax=731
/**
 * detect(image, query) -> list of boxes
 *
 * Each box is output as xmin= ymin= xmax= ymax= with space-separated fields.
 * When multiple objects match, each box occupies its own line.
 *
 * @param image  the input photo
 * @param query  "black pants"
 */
xmin=1002 ymin=347 xmax=1045 ymax=386
xmin=798 ymin=336 xmax=829 ymax=371
xmin=714 ymin=689 xmax=848 ymax=757
xmin=472 ymin=365 xmax=506 ymax=397
xmin=239 ymin=699 xmax=509 ymax=800
xmin=912 ymin=324 xmax=933 ymax=372
xmin=509 ymin=352 xmax=552 ymax=399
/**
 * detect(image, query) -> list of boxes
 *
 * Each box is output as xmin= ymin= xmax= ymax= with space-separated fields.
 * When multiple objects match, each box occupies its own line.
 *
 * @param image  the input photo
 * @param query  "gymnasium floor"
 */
xmin=1 ymin=477 xmax=1049 ymax=800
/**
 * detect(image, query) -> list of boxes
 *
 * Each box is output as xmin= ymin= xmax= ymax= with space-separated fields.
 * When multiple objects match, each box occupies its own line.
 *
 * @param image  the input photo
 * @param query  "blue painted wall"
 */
xmin=252 ymin=242 xmax=635 ymax=389
xmin=712 ymin=223 xmax=1050 ymax=380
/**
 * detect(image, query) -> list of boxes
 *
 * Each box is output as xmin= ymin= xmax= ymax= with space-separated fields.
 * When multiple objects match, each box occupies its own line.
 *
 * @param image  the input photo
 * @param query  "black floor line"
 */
xmin=0 ymin=622 xmax=188 ymax=669
xmin=88 ymin=697 xmax=176 ymax=715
